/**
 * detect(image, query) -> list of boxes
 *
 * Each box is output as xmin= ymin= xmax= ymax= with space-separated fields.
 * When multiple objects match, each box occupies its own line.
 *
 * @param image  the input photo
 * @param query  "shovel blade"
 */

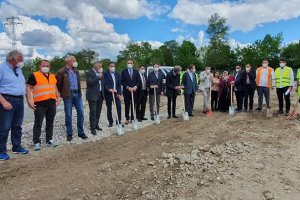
xmin=154 ymin=115 xmax=160 ymax=124
xmin=266 ymin=108 xmax=272 ymax=118
xmin=132 ymin=120 xmax=140 ymax=130
xmin=229 ymin=107 xmax=235 ymax=115
xmin=182 ymin=111 xmax=189 ymax=121
xmin=207 ymin=110 xmax=213 ymax=117
xmin=287 ymin=111 xmax=297 ymax=120
xmin=116 ymin=124 xmax=124 ymax=136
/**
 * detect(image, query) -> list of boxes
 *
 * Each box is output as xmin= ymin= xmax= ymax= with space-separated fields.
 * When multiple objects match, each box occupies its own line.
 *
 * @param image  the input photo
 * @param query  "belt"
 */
xmin=1 ymin=94 xmax=23 ymax=99
xmin=70 ymin=90 xmax=79 ymax=93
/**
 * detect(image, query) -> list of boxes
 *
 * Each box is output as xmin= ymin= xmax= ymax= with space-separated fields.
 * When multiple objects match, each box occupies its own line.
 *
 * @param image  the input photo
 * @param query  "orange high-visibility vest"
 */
xmin=256 ymin=67 xmax=273 ymax=88
xmin=32 ymin=71 xmax=57 ymax=102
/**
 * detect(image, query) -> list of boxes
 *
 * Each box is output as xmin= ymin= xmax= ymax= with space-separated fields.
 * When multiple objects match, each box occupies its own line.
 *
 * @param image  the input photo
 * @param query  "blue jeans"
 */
xmin=63 ymin=93 xmax=84 ymax=135
xmin=0 ymin=96 xmax=24 ymax=153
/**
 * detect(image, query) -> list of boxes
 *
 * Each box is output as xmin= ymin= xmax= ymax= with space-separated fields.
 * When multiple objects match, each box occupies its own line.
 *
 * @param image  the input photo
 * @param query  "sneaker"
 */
xmin=33 ymin=143 xmax=41 ymax=151
xmin=46 ymin=140 xmax=58 ymax=147
xmin=0 ymin=153 xmax=10 ymax=161
xmin=78 ymin=134 xmax=88 ymax=140
xmin=12 ymin=147 xmax=29 ymax=154
xmin=67 ymin=135 xmax=73 ymax=141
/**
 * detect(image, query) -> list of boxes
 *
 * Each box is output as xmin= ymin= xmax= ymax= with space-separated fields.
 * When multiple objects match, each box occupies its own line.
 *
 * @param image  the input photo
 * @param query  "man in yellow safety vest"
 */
xmin=275 ymin=58 xmax=294 ymax=116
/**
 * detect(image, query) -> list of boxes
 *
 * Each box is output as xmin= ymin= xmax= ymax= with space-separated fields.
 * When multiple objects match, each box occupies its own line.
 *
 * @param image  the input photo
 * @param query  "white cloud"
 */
xmin=176 ymin=31 xmax=206 ymax=47
xmin=170 ymin=0 xmax=300 ymax=32
xmin=198 ymin=31 xmax=205 ymax=46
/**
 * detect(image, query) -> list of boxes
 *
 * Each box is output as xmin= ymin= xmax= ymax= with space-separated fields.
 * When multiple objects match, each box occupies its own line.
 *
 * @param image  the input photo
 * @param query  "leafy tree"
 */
xmin=281 ymin=41 xmax=300 ymax=68
xmin=175 ymin=40 xmax=201 ymax=70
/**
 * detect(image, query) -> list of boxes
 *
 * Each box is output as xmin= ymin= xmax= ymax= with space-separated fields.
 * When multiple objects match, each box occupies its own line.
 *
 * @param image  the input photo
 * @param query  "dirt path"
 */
xmin=1 ymin=93 xmax=300 ymax=200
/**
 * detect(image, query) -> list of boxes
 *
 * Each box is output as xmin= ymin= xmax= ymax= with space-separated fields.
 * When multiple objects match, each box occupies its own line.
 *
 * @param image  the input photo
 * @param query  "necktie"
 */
xmin=13 ymin=68 xmax=18 ymax=77
xmin=129 ymin=69 xmax=133 ymax=79
xmin=142 ymin=74 xmax=146 ymax=90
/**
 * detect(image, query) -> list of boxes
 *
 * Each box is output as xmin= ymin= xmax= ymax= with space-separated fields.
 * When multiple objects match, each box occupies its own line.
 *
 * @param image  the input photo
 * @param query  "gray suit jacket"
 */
xmin=86 ymin=69 xmax=105 ymax=101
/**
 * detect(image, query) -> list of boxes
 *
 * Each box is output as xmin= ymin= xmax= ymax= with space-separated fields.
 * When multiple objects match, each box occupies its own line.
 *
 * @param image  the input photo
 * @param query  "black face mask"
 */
xmin=174 ymin=69 xmax=180 ymax=74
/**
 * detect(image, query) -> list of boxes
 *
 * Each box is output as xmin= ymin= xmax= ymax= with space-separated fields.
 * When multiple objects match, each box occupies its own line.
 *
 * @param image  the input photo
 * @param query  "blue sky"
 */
xmin=0 ymin=0 xmax=299 ymax=59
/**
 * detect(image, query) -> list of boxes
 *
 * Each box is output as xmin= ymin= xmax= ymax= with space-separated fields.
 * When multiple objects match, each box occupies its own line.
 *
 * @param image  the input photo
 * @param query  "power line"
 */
xmin=4 ymin=17 xmax=23 ymax=50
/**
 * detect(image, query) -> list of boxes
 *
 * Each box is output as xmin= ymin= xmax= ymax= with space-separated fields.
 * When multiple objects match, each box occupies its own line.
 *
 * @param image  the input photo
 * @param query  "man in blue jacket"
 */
xmin=121 ymin=59 xmax=139 ymax=125
xmin=104 ymin=62 xmax=122 ymax=127
xmin=180 ymin=64 xmax=198 ymax=117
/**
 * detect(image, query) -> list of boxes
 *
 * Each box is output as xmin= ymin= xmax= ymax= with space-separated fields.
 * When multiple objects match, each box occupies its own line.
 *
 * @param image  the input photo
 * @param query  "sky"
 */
xmin=0 ymin=0 xmax=299 ymax=60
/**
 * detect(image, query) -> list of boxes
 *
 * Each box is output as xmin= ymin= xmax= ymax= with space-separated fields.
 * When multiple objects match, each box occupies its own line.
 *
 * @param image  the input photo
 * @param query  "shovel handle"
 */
xmin=112 ymin=92 xmax=120 ymax=126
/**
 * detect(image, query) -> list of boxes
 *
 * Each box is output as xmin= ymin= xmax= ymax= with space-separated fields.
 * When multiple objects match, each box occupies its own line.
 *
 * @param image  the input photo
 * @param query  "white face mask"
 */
xmin=154 ymin=67 xmax=159 ymax=72
xmin=41 ymin=67 xmax=50 ymax=73
xmin=280 ymin=63 xmax=286 ymax=68
xmin=98 ymin=68 xmax=103 ymax=73
xmin=16 ymin=61 xmax=25 ymax=68
xmin=236 ymin=68 xmax=240 ymax=72
xmin=72 ymin=62 xmax=78 ymax=68
xmin=110 ymin=67 xmax=115 ymax=72
xmin=246 ymin=67 xmax=250 ymax=72
xmin=206 ymin=69 xmax=211 ymax=73
xmin=262 ymin=63 xmax=268 ymax=68
xmin=190 ymin=69 xmax=195 ymax=73
xmin=127 ymin=64 xmax=133 ymax=69
xmin=140 ymin=69 xmax=145 ymax=74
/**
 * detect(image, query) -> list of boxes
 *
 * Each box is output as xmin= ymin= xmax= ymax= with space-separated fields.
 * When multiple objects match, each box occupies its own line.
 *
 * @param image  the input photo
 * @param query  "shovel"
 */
xmin=229 ymin=83 xmax=235 ymax=115
xmin=206 ymin=86 xmax=213 ymax=117
xmin=287 ymin=98 xmax=299 ymax=120
xmin=153 ymin=87 xmax=160 ymax=124
xmin=131 ymin=91 xmax=140 ymax=130
xmin=112 ymin=92 xmax=124 ymax=136
xmin=181 ymin=90 xmax=189 ymax=121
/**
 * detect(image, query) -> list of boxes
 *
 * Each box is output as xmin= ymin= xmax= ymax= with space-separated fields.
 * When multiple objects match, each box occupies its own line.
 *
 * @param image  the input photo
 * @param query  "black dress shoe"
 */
xmin=78 ymin=134 xmax=88 ymax=140
xmin=138 ymin=119 xmax=142 ymax=122
xmin=95 ymin=125 xmax=102 ymax=131
xmin=167 ymin=115 xmax=171 ymax=119
xmin=67 ymin=135 xmax=73 ymax=141
xmin=189 ymin=114 xmax=194 ymax=117
xmin=108 ymin=124 xmax=113 ymax=127
xmin=91 ymin=129 xmax=97 ymax=136
xmin=141 ymin=117 xmax=148 ymax=120
xmin=173 ymin=115 xmax=179 ymax=118
xmin=151 ymin=117 xmax=154 ymax=121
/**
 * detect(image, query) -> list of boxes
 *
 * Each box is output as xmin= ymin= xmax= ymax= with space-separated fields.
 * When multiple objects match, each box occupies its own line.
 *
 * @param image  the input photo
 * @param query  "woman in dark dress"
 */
xmin=218 ymin=71 xmax=231 ymax=112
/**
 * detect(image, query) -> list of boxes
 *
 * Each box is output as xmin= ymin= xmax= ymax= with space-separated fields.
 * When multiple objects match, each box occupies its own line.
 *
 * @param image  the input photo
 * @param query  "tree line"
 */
xmin=23 ymin=13 xmax=300 ymax=76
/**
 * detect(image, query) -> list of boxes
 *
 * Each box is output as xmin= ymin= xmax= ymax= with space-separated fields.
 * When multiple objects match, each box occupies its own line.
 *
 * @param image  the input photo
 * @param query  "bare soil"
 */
xmin=1 ymin=92 xmax=300 ymax=200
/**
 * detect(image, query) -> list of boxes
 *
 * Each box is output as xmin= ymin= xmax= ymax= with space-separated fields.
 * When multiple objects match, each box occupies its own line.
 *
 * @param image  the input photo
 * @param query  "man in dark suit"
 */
xmin=166 ymin=66 xmax=181 ymax=119
xmin=104 ymin=62 xmax=122 ymax=127
xmin=136 ymin=65 xmax=148 ymax=122
xmin=121 ymin=59 xmax=139 ymax=125
xmin=86 ymin=62 xmax=105 ymax=135
xmin=242 ymin=64 xmax=256 ymax=111
xmin=232 ymin=65 xmax=244 ymax=112
xmin=148 ymin=64 xmax=164 ymax=121
xmin=180 ymin=64 xmax=198 ymax=116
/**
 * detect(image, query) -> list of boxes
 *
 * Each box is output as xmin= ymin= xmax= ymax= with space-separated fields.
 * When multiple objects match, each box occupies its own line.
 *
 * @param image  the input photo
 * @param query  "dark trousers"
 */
xmin=211 ymin=90 xmax=218 ymax=111
xmin=0 ymin=96 xmax=24 ymax=153
xmin=244 ymin=85 xmax=255 ymax=110
xmin=63 ymin=93 xmax=84 ymax=135
xmin=235 ymin=91 xmax=244 ymax=110
xmin=33 ymin=104 xmax=56 ymax=144
xmin=167 ymin=93 xmax=177 ymax=116
xmin=257 ymin=86 xmax=270 ymax=109
xmin=276 ymin=86 xmax=291 ymax=113
xmin=124 ymin=91 xmax=137 ymax=121
xmin=136 ymin=90 xmax=147 ymax=120
xmin=184 ymin=92 xmax=195 ymax=114
xmin=88 ymin=93 xmax=103 ymax=130
xmin=105 ymin=93 xmax=121 ymax=125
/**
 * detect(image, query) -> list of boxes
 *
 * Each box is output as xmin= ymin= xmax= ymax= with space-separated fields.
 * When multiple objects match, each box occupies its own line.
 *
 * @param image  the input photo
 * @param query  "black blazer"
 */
xmin=121 ymin=68 xmax=139 ymax=95
xmin=241 ymin=70 xmax=256 ymax=90
xmin=181 ymin=71 xmax=198 ymax=95
xmin=85 ymin=69 xmax=105 ymax=101
xmin=147 ymin=71 xmax=164 ymax=94
xmin=166 ymin=70 xmax=180 ymax=97
xmin=233 ymin=72 xmax=244 ymax=92
xmin=103 ymin=71 xmax=122 ymax=95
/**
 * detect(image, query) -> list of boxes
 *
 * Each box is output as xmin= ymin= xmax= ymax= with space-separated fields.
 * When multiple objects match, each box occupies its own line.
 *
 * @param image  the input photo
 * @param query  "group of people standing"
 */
xmin=196 ymin=58 xmax=295 ymax=116
xmin=0 ymin=49 xmax=298 ymax=161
